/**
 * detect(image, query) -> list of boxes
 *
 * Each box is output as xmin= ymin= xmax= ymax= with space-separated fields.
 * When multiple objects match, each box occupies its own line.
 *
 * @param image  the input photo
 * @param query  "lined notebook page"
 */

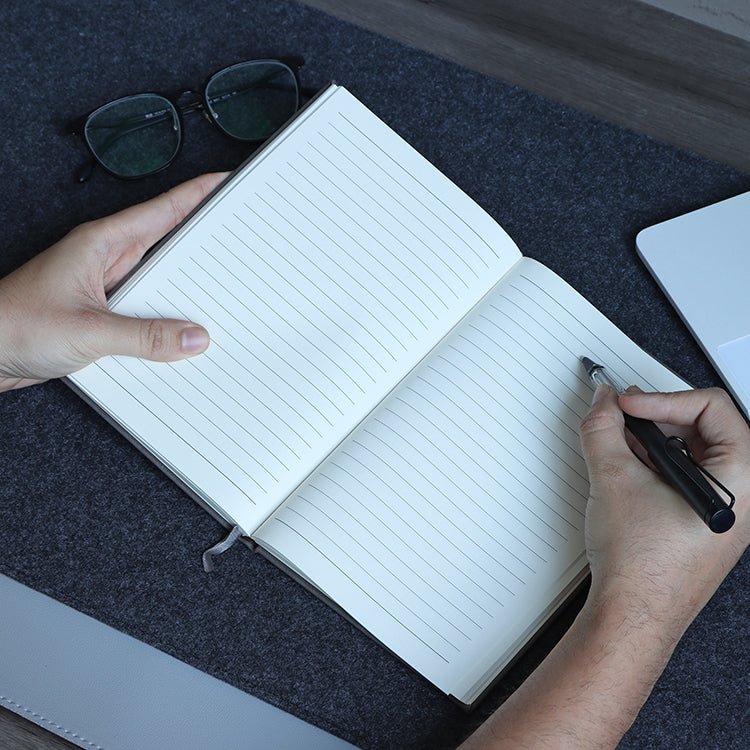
xmin=255 ymin=259 xmax=689 ymax=702
xmin=67 ymin=85 xmax=521 ymax=534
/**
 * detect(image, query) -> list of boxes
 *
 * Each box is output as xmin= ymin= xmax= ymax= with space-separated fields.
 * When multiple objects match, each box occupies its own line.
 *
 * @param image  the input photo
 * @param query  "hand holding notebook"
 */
xmin=0 ymin=174 xmax=226 ymax=392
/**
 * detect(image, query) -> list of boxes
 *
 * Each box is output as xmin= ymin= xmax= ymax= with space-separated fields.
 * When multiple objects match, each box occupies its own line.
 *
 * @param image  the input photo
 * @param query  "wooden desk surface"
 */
xmin=3 ymin=1 xmax=748 ymax=747
xmin=303 ymin=0 xmax=750 ymax=173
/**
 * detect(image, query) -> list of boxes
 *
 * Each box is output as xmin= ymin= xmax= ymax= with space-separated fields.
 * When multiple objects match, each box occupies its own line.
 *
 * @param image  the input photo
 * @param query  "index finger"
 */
xmin=99 ymin=172 xmax=229 ymax=256
xmin=579 ymin=384 xmax=638 ymax=473
xmin=620 ymin=388 xmax=750 ymax=456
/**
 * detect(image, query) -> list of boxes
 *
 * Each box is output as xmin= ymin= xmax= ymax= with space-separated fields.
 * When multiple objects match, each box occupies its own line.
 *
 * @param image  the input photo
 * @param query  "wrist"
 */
xmin=460 ymin=587 xmax=684 ymax=750
xmin=586 ymin=558 xmax=709 ymax=649
xmin=0 ymin=304 xmax=20 ymax=391
xmin=579 ymin=581 xmax=687 ymax=671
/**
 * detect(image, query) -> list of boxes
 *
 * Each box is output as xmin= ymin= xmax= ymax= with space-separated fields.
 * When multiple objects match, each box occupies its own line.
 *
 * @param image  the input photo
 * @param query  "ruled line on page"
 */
xmin=417 ymin=366 xmax=568 ymax=562
xmin=259 ymin=184 xmax=407 ymax=360
xmin=289 ymin=495 xmax=475 ymax=642
xmin=386 ymin=389 xmax=579 ymax=554
xmin=379 ymin=386 xmax=557 ymax=559
xmin=196 ymin=244 xmax=360 ymax=404
xmin=275 ymin=424 xmax=531 ymax=637
xmin=305 ymin=137 xmax=449 ymax=307
xmin=180 ymin=351 xmax=311 ymax=450
xmin=355 ymin=432 xmax=527 ymax=586
xmin=214 ymin=198 xmax=385 ymax=371
xmin=261 ymin=178 xmax=408 ymax=349
xmin=324 ymin=124 xmax=480 ymax=285
xmin=481 ymin=305 xmax=589 ymax=410
xmin=168 ymin=275 xmax=337 ymax=427
xmin=142 ymin=300 xmax=316 ymax=458
xmin=91 ymin=359 xmax=262 ymax=500
xmin=451 ymin=329 xmax=587 ymax=478
xmin=176 ymin=353 xmax=307 ymax=459
xmin=157 ymin=287 xmax=333 ymax=433
xmin=301 ymin=485 xmax=484 ymax=631
xmin=134 ymin=350 xmax=285 ymax=481
xmin=275 ymin=489 xmax=487 ymax=657
xmin=315 ymin=133 xmax=465 ymax=295
xmin=307 ymin=470 xmax=491 ymax=624
xmin=108 ymin=358 xmax=272 ymax=492
xmin=512 ymin=274 xmax=664 ymax=392
xmin=291 ymin=155 xmax=434 ymax=328
xmin=240 ymin=199 xmax=398 ymax=372
xmin=277 ymin=170 xmax=421 ymax=342
xmin=318 ymin=134 xmax=470 ymax=292
xmin=322 ymin=459 xmax=505 ymax=613
xmin=220 ymin=219 xmax=383 ymax=383
xmin=392 ymin=379 xmax=581 ymax=539
xmin=386 ymin=390 xmax=578 ymax=544
xmin=440 ymin=351 xmax=586 ymax=499
xmin=295 ymin=146 xmax=444 ymax=318
xmin=484 ymin=302 xmax=592 ymax=417
xmin=336 ymin=112 xmax=498 ymax=264
xmin=140 ymin=308 xmax=305 ymax=465
xmin=184 ymin=256 xmax=349 ymax=416
xmin=363 ymin=421 xmax=543 ymax=569
xmin=332 ymin=445 xmax=516 ymax=605
xmin=209 ymin=232 xmax=369 ymax=394
xmin=272 ymin=515 xmax=454 ymax=663
xmin=252 ymin=190 xmax=402 ymax=364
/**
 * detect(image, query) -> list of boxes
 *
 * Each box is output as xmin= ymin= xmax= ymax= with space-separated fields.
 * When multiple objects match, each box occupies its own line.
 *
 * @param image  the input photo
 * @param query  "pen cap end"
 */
xmin=708 ymin=507 xmax=736 ymax=533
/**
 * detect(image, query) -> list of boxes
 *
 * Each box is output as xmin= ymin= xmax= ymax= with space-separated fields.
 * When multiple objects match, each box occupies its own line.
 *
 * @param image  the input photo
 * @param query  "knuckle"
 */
xmin=579 ymin=409 xmax=620 ymax=436
xmin=68 ymin=219 xmax=117 ymax=260
xmin=707 ymin=387 xmax=732 ymax=406
xmin=167 ymin=191 xmax=187 ymax=228
xmin=593 ymin=458 xmax=629 ymax=484
xmin=70 ymin=219 xmax=105 ymax=246
xmin=141 ymin=319 xmax=166 ymax=358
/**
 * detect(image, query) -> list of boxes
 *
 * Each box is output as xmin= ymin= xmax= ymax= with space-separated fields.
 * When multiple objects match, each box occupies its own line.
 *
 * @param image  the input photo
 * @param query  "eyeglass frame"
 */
xmin=68 ymin=55 xmax=311 ymax=182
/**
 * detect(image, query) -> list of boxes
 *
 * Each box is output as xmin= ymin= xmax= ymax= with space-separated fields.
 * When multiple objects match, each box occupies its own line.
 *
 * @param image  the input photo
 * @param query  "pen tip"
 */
xmin=580 ymin=356 xmax=602 ymax=377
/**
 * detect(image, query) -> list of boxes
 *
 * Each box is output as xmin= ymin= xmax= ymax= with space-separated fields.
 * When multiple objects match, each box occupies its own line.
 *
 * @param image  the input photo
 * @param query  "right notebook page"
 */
xmin=255 ymin=257 xmax=690 ymax=705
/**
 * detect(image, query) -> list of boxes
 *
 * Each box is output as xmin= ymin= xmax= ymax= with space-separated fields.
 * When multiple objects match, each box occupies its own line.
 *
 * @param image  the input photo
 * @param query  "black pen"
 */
xmin=581 ymin=356 xmax=735 ymax=533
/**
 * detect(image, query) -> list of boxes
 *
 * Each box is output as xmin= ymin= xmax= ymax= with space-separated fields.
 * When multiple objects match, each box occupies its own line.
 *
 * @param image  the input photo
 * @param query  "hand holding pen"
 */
xmin=582 ymin=357 xmax=736 ymax=533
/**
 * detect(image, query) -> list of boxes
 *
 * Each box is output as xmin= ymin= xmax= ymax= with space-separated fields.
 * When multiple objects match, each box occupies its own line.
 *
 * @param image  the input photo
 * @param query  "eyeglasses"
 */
xmin=69 ymin=57 xmax=306 ymax=181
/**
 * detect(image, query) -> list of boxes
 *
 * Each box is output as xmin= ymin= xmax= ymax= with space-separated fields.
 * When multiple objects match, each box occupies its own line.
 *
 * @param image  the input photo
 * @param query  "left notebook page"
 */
xmin=67 ymin=85 xmax=521 ymax=534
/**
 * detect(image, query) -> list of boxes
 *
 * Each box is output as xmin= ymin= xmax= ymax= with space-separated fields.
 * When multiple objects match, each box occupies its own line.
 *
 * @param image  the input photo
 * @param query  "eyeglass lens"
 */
xmin=84 ymin=93 xmax=181 ymax=178
xmin=204 ymin=60 xmax=298 ymax=141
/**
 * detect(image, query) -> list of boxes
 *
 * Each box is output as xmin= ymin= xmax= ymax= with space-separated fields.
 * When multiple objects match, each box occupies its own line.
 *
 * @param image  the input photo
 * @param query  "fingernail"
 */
xmin=591 ymin=384 xmax=612 ymax=404
xmin=625 ymin=385 xmax=643 ymax=394
xmin=181 ymin=326 xmax=209 ymax=354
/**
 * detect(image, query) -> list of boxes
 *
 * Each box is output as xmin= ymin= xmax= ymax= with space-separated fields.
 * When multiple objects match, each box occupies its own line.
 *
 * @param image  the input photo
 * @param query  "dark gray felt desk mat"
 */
xmin=1 ymin=1 xmax=749 ymax=748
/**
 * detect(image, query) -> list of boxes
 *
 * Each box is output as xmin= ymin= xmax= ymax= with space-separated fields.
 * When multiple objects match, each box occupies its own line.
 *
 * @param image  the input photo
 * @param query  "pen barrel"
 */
xmin=623 ymin=414 xmax=735 ymax=532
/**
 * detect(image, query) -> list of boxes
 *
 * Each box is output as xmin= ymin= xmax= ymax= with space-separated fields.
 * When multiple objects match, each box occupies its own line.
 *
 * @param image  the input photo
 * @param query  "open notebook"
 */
xmin=67 ymin=84 xmax=688 ymax=706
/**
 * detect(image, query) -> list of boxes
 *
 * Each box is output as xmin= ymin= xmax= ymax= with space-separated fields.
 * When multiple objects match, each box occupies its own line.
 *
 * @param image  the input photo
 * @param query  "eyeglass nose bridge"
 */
xmin=174 ymin=89 xmax=207 ymax=117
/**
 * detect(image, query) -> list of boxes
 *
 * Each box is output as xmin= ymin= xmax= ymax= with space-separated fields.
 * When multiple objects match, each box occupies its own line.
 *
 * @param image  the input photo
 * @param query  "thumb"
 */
xmin=93 ymin=311 xmax=210 ymax=361
xmin=579 ymin=385 xmax=635 ymax=486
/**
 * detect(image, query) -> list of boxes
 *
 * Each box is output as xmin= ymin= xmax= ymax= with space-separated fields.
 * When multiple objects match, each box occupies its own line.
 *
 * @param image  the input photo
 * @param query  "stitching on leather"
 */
xmin=0 ymin=695 xmax=104 ymax=749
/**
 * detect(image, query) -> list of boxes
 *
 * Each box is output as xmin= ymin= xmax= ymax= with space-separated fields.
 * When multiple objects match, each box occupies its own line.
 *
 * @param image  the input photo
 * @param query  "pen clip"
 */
xmin=665 ymin=436 xmax=735 ymax=510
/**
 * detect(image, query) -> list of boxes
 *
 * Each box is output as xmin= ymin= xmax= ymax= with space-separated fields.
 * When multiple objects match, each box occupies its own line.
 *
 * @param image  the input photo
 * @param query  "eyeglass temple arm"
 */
xmin=66 ymin=117 xmax=97 ymax=182
xmin=75 ymin=159 xmax=96 ymax=183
